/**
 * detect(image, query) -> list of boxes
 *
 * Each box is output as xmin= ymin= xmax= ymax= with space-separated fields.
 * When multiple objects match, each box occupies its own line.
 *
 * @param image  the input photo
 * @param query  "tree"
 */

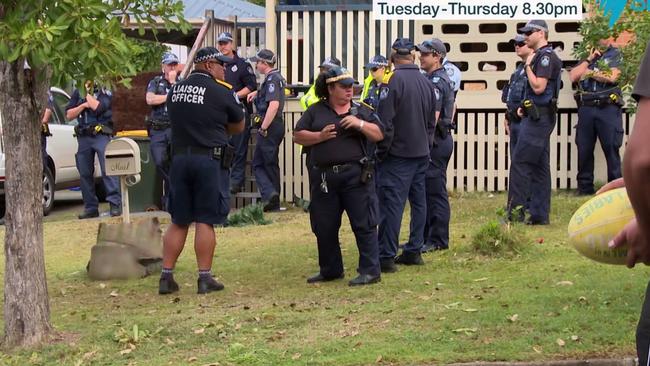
xmin=0 ymin=0 xmax=189 ymax=349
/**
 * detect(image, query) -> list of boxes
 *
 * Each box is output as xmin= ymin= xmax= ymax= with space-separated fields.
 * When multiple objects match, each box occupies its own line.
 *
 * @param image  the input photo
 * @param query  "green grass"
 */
xmin=0 ymin=192 xmax=648 ymax=365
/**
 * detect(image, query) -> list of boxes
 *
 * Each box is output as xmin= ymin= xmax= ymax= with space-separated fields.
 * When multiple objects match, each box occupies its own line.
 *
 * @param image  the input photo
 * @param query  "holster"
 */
xmin=506 ymin=109 xmax=521 ymax=123
xmin=359 ymin=158 xmax=375 ymax=184
xmin=251 ymin=113 xmax=263 ymax=126
xmin=42 ymin=124 xmax=52 ymax=137
xmin=146 ymin=116 xmax=171 ymax=130
xmin=523 ymin=100 xmax=540 ymax=121
xmin=214 ymin=145 xmax=235 ymax=169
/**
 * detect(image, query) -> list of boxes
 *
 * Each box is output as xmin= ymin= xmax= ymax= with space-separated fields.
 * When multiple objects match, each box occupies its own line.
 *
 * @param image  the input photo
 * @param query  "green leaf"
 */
xmin=88 ymin=48 xmax=97 ymax=59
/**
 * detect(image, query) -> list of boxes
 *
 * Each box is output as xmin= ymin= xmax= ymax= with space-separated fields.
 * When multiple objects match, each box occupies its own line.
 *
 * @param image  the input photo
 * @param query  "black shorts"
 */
xmin=169 ymin=154 xmax=230 ymax=225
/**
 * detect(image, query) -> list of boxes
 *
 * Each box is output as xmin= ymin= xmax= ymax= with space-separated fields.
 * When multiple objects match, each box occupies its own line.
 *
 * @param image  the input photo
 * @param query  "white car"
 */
xmin=0 ymin=87 xmax=103 ymax=217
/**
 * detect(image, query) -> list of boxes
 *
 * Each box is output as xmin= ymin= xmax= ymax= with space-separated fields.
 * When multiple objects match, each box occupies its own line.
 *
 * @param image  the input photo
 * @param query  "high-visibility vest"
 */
xmin=299 ymin=84 xmax=319 ymax=111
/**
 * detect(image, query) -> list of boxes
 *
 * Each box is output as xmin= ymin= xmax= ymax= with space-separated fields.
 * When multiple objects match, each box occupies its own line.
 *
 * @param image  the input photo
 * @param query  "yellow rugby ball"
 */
xmin=568 ymin=188 xmax=634 ymax=265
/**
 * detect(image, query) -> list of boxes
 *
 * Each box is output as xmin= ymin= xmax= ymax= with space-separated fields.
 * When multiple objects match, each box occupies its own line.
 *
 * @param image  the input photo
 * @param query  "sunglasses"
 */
xmin=524 ymin=30 xmax=539 ymax=36
xmin=515 ymin=42 xmax=526 ymax=47
xmin=370 ymin=67 xmax=379 ymax=72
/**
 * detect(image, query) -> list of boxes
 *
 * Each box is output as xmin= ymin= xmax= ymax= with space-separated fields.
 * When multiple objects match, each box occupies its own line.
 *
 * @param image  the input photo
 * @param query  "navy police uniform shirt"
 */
xmin=255 ymin=69 xmax=285 ymax=116
xmin=502 ymin=64 xmax=528 ymax=111
xmin=377 ymin=63 xmax=437 ymax=159
xmin=167 ymin=70 xmax=244 ymax=149
xmin=427 ymin=67 xmax=455 ymax=129
xmin=225 ymin=53 xmax=257 ymax=96
xmin=295 ymin=101 xmax=382 ymax=166
xmin=580 ymin=46 xmax=622 ymax=98
xmin=146 ymin=75 xmax=173 ymax=122
xmin=65 ymin=88 xmax=113 ymax=128
xmin=526 ymin=44 xmax=562 ymax=106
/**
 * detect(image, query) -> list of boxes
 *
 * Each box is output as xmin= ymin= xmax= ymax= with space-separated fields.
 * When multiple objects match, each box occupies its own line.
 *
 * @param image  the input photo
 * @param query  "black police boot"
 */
xmin=421 ymin=244 xmax=436 ymax=253
xmin=434 ymin=245 xmax=449 ymax=251
xmin=380 ymin=258 xmax=398 ymax=273
xmin=349 ymin=273 xmax=381 ymax=286
xmin=306 ymin=272 xmax=344 ymax=284
xmin=525 ymin=217 xmax=550 ymax=226
xmin=158 ymin=277 xmax=179 ymax=295
xmin=395 ymin=251 xmax=424 ymax=265
xmin=109 ymin=204 xmax=122 ymax=217
xmin=263 ymin=193 xmax=280 ymax=212
xmin=78 ymin=210 xmax=99 ymax=220
xmin=197 ymin=276 xmax=225 ymax=294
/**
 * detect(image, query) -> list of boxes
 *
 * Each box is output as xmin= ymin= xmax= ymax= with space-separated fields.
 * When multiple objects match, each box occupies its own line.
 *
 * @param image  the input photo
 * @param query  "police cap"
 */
xmin=250 ymin=49 xmax=277 ymax=64
xmin=416 ymin=38 xmax=447 ymax=57
xmin=518 ymin=19 xmax=549 ymax=34
xmin=391 ymin=38 xmax=415 ymax=55
xmin=325 ymin=66 xmax=355 ymax=86
xmin=319 ymin=57 xmax=342 ymax=69
xmin=364 ymin=55 xmax=389 ymax=69
xmin=194 ymin=47 xmax=232 ymax=65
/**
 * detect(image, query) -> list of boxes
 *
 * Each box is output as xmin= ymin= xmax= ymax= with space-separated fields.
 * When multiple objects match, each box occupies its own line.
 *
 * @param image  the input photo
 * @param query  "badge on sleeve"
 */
xmin=432 ymin=76 xmax=440 ymax=83
xmin=231 ymin=65 xmax=238 ymax=72
xmin=434 ymin=88 xmax=440 ymax=101
xmin=446 ymin=68 xmax=454 ymax=77
xmin=247 ymin=65 xmax=254 ymax=74
xmin=541 ymin=56 xmax=550 ymax=67
xmin=268 ymin=83 xmax=275 ymax=93
xmin=379 ymin=87 xmax=389 ymax=100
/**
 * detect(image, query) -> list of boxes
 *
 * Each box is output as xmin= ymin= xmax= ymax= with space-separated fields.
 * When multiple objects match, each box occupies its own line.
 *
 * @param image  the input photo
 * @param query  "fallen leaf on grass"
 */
xmin=571 ymin=335 xmax=580 ymax=341
xmin=444 ymin=302 xmax=461 ymax=309
xmin=109 ymin=290 xmax=119 ymax=297
xmin=99 ymin=283 xmax=106 ymax=289
xmin=473 ymin=277 xmax=488 ymax=282
xmin=555 ymin=281 xmax=573 ymax=286
xmin=292 ymin=353 xmax=301 ymax=360
xmin=532 ymin=346 xmax=543 ymax=354
xmin=193 ymin=328 xmax=205 ymax=335
xmin=119 ymin=349 xmax=132 ymax=355
xmin=462 ymin=308 xmax=478 ymax=312
xmin=165 ymin=338 xmax=175 ymax=345
xmin=507 ymin=314 xmax=519 ymax=322
xmin=376 ymin=355 xmax=383 ymax=363
xmin=556 ymin=338 xmax=566 ymax=347
xmin=452 ymin=328 xmax=477 ymax=335
xmin=418 ymin=296 xmax=431 ymax=301
xmin=188 ymin=356 xmax=198 ymax=362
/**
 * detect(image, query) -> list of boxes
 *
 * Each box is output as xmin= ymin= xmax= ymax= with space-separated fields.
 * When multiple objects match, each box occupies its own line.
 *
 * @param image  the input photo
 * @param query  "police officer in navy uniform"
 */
xmin=507 ymin=20 xmax=562 ymax=225
xmin=416 ymin=38 xmax=455 ymax=252
xmin=66 ymin=81 xmax=121 ymax=219
xmin=294 ymin=67 xmax=384 ymax=286
xmin=443 ymin=57 xmax=462 ymax=99
xmin=376 ymin=38 xmax=437 ymax=271
xmin=217 ymin=32 xmax=258 ymax=195
xmin=362 ymin=55 xmax=390 ymax=110
xmin=569 ymin=38 xmax=624 ymax=195
xmin=158 ymin=47 xmax=245 ymax=295
xmin=145 ymin=52 xmax=179 ymax=210
xmin=503 ymin=34 xmax=532 ymax=158
xmin=247 ymin=49 xmax=286 ymax=212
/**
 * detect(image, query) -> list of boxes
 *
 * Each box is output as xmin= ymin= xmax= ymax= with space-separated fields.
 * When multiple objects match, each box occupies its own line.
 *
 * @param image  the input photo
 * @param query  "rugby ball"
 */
xmin=567 ymin=188 xmax=634 ymax=265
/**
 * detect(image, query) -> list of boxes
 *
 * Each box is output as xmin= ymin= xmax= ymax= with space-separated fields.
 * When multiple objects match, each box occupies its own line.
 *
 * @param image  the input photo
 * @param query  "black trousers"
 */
xmin=309 ymin=164 xmax=380 ymax=277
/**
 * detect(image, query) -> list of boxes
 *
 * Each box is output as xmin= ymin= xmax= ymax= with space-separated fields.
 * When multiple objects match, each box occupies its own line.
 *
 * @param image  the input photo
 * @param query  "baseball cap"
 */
xmin=325 ymin=67 xmax=355 ymax=86
xmin=161 ymin=52 xmax=180 ymax=65
xmin=392 ymin=38 xmax=415 ymax=55
xmin=511 ymin=34 xmax=527 ymax=44
xmin=518 ymin=20 xmax=549 ymax=34
xmin=364 ymin=55 xmax=389 ymax=69
xmin=416 ymin=39 xmax=447 ymax=57
xmin=218 ymin=32 xmax=234 ymax=43
xmin=250 ymin=49 xmax=277 ymax=64
xmin=194 ymin=47 xmax=232 ymax=64
xmin=319 ymin=57 xmax=342 ymax=69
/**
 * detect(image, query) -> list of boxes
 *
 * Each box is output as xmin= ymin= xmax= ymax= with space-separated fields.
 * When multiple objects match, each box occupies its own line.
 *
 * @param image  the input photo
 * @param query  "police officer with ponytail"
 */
xmin=293 ymin=67 xmax=384 ymax=286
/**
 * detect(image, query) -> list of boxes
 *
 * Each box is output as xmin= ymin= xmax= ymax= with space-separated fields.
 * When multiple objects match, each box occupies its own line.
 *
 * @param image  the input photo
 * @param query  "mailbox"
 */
xmin=105 ymin=138 xmax=141 ymax=176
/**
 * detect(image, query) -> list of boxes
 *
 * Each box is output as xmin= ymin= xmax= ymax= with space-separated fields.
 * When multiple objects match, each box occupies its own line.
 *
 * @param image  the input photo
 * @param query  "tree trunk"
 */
xmin=0 ymin=59 xmax=52 ymax=348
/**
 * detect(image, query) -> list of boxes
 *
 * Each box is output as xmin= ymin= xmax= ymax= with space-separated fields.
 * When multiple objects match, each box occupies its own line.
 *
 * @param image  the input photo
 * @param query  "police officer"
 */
xmin=247 ymin=49 xmax=286 ymax=212
xmin=507 ymin=20 xmax=562 ymax=225
xmin=376 ymin=38 xmax=437 ymax=271
xmin=217 ymin=32 xmax=258 ymax=195
xmin=40 ymin=91 xmax=54 ymax=170
xmin=158 ymin=47 xmax=245 ymax=295
xmin=294 ymin=67 xmax=384 ymax=286
xmin=66 ymin=81 xmax=121 ymax=219
xmin=361 ymin=55 xmax=390 ymax=110
xmin=502 ymin=34 xmax=532 ymax=158
xmin=443 ymin=57 xmax=462 ymax=98
xmin=569 ymin=38 xmax=624 ymax=195
xmin=300 ymin=57 xmax=341 ymax=110
xmin=416 ymin=38 xmax=455 ymax=253
xmin=145 ymin=52 xmax=179 ymax=210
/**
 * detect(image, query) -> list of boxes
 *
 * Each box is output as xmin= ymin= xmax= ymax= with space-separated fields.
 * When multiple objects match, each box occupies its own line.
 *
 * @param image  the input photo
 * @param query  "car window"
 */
xmin=51 ymin=91 xmax=77 ymax=126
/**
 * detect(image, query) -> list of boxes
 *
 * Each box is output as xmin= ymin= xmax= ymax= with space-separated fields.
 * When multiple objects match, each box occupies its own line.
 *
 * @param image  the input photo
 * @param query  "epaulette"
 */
xmin=358 ymin=100 xmax=375 ymax=111
xmin=215 ymin=79 xmax=233 ymax=89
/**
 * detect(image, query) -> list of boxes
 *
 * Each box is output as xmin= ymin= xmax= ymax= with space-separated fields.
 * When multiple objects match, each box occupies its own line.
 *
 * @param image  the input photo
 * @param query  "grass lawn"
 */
xmin=0 ymin=191 xmax=648 ymax=365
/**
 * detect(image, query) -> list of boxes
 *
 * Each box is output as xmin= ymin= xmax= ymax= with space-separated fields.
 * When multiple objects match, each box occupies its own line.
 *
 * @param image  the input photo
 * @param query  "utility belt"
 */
xmin=522 ymin=100 xmax=556 ymax=121
xmin=145 ymin=116 xmax=171 ymax=130
xmin=574 ymin=93 xmax=622 ymax=108
xmin=315 ymin=157 xmax=375 ymax=193
xmin=74 ymin=124 xmax=113 ymax=137
xmin=172 ymin=145 xmax=235 ymax=169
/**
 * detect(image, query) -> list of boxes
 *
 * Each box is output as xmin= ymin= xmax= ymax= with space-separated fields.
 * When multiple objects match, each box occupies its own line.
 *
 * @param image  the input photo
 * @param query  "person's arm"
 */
xmin=65 ymin=91 xmax=89 ymax=121
xmin=589 ymin=67 xmax=621 ymax=84
xmin=146 ymin=92 xmax=168 ymax=106
xmin=225 ymin=90 xmax=246 ymax=135
xmin=260 ymin=101 xmax=279 ymax=131
xmin=339 ymin=115 xmax=383 ymax=142
xmin=524 ymin=52 xmax=549 ymax=95
xmin=293 ymin=125 xmax=337 ymax=146
xmin=41 ymin=108 xmax=52 ymax=124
